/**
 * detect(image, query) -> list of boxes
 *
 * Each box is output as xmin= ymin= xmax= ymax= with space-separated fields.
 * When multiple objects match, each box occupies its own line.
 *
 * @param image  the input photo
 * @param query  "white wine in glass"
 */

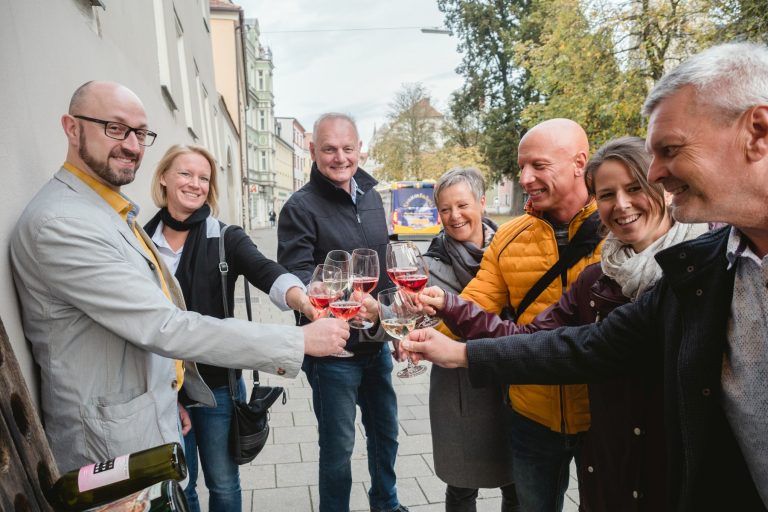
xmin=377 ymin=287 xmax=426 ymax=378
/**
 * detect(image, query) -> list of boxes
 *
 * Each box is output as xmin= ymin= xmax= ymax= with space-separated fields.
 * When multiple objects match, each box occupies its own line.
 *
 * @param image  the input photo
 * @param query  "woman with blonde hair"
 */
xmin=145 ymin=144 xmax=314 ymax=512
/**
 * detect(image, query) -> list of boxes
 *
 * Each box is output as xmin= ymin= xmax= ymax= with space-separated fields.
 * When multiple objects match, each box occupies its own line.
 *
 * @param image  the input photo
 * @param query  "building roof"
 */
xmin=416 ymin=98 xmax=443 ymax=119
xmin=209 ymin=0 xmax=241 ymax=12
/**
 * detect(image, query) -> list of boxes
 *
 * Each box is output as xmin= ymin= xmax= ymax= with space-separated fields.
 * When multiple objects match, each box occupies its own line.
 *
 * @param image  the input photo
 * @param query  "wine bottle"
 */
xmin=83 ymin=480 xmax=189 ymax=512
xmin=46 ymin=442 xmax=187 ymax=511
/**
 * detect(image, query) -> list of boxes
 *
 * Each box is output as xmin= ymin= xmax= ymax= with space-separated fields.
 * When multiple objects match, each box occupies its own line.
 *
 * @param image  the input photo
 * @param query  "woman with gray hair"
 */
xmin=424 ymin=167 xmax=519 ymax=511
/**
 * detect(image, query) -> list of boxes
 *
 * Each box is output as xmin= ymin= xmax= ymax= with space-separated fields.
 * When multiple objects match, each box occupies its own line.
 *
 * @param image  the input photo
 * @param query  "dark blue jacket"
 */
xmin=466 ymin=227 xmax=764 ymax=511
xmin=277 ymin=164 xmax=392 ymax=356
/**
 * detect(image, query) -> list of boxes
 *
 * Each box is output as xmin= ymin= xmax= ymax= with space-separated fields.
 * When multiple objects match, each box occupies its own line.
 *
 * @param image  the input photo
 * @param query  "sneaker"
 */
xmin=371 ymin=506 xmax=409 ymax=512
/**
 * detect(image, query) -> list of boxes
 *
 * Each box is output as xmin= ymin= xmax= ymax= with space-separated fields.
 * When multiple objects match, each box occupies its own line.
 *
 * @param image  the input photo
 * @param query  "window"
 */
xmin=260 ymin=151 xmax=268 ymax=170
xmin=258 ymin=70 xmax=265 ymax=90
xmin=259 ymin=110 xmax=266 ymax=131
xmin=175 ymin=9 xmax=192 ymax=123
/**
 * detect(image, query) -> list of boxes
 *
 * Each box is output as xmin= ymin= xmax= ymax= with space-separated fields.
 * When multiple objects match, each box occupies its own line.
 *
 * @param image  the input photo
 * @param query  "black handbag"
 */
xmin=228 ymin=369 xmax=285 ymax=464
xmin=218 ymin=224 xmax=286 ymax=465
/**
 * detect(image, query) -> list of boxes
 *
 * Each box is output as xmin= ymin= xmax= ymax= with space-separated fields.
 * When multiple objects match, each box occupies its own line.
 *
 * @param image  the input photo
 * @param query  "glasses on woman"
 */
xmin=377 ymin=287 xmax=427 ymax=378
xmin=385 ymin=242 xmax=439 ymax=328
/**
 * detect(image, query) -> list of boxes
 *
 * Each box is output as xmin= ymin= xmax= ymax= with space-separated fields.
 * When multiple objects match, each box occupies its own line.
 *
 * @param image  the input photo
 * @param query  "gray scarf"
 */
xmin=443 ymin=222 xmax=496 ymax=289
xmin=601 ymin=221 xmax=708 ymax=300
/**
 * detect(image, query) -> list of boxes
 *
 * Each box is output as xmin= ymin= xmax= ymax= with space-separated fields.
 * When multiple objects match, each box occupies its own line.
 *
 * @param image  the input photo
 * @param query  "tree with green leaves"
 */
xmin=438 ymin=0 xmax=539 ymax=183
xmin=516 ymin=0 xmax=648 ymax=147
xmin=370 ymin=83 xmax=442 ymax=180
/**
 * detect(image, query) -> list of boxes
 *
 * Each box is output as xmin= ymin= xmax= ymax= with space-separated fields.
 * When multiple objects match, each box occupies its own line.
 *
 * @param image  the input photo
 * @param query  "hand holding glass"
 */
xmin=307 ymin=264 xmax=343 ymax=318
xmin=377 ymin=287 xmax=427 ymax=378
xmin=385 ymin=242 xmax=439 ymax=328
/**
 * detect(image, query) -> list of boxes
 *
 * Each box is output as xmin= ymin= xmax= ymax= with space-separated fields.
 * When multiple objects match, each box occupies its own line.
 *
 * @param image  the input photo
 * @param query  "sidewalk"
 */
xmin=194 ymin=226 xmax=580 ymax=511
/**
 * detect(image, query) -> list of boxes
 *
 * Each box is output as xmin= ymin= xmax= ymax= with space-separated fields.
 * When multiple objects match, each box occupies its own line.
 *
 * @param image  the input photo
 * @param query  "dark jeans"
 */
xmin=507 ymin=410 xmax=581 ymax=512
xmin=184 ymin=380 xmax=246 ymax=512
xmin=303 ymin=346 xmax=401 ymax=512
xmin=445 ymin=483 xmax=520 ymax=512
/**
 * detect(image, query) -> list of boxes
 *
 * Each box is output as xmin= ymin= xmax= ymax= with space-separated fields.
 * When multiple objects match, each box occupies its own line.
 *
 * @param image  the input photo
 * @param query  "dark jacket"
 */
xmin=145 ymin=216 xmax=286 ymax=389
xmin=465 ymin=227 xmax=765 ymax=511
xmin=277 ymin=164 xmax=392 ymax=356
xmin=442 ymin=263 xmax=666 ymax=511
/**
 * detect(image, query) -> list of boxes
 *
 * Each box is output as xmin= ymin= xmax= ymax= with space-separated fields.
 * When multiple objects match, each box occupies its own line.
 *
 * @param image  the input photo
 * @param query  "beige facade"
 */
xmin=0 ymin=0 xmax=243 ymax=396
xmin=276 ymin=117 xmax=310 ymax=191
xmin=273 ymin=134 xmax=295 ymax=213
xmin=209 ymin=0 xmax=249 ymax=227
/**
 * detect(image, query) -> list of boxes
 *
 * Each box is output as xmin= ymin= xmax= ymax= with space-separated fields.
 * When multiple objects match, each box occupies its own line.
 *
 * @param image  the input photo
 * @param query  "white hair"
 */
xmin=312 ymin=113 xmax=360 ymax=142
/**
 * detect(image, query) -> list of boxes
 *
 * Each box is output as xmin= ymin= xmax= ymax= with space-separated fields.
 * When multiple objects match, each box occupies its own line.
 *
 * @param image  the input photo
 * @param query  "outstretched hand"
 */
xmin=401 ymin=328 xmax=469 ymax=369
xmin=354 ymin=292 xmax=379 ymax=323
xmin=287 ymin=287 xmax=323 ymax=321
xmin=419 ymin=286 xmax=446 ymax=315
xmin=302 ymin=318 xmax=350 ymax=356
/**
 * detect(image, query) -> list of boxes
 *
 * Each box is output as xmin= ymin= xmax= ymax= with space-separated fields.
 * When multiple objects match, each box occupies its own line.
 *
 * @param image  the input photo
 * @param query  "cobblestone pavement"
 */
xmin=194 ymin=227 xmax=580 ymax=511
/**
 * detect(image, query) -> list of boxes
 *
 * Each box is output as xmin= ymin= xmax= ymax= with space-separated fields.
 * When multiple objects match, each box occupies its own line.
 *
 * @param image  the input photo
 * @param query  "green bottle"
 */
xmin=46 ymin=443 xmax=187 ymax=511
xmin=83 ymin=480 xmax=189 ymax=512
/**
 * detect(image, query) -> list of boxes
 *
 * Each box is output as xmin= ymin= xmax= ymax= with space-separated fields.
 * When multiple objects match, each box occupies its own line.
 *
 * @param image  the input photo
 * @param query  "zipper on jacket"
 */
xmin=559 ymin=385 xmax=567 ymax=434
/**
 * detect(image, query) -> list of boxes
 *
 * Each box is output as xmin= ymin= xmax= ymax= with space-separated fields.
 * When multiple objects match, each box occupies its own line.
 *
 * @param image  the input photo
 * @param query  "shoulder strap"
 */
xmin=219 ymin=224 xmax=259 ymax=391
xmin=218 ymin=224 xmax=232 ymax=318
xmin=511 ymin=210 xmax=602 ymax=321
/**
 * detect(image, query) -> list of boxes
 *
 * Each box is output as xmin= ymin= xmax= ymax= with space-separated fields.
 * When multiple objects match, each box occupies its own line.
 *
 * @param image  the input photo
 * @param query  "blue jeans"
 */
xmin=184 ymin=379 xmax=246 ymax=512
xmin=303 ymin=346 xmax=401 ymax=512
xmin=507 ymin=410 xmax=581 ymax=512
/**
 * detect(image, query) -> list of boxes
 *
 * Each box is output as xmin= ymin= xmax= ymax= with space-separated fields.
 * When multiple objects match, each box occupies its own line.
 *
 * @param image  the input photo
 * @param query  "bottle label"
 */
xmin=77 ymin=454 xmax=130 ymax=492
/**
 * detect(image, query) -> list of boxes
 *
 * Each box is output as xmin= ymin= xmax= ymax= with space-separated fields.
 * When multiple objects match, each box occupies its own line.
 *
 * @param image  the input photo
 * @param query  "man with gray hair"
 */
xmin=404 ymin=41 xmax=768 ymax=510
xmin=277 ymin=113 xmax=407 ymax=512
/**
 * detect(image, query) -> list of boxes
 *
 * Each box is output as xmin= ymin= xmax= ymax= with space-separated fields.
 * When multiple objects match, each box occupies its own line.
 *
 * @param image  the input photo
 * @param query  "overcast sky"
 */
xmin=236 ymin=0 xmax=464 ymax=152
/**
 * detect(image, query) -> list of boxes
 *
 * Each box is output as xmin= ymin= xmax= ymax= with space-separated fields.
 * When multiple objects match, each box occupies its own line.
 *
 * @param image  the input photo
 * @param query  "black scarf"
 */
xmin=144 ymin=204 xmax=217 ymax=316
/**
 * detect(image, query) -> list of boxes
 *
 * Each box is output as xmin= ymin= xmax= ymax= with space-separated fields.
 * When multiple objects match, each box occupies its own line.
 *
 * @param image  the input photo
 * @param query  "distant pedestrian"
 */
xmin=269 ymin=209 xmax=276 ymax=227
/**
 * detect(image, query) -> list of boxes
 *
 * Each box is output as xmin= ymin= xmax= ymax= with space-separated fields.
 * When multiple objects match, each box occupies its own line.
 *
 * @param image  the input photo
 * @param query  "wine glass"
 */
xmin=349 ymin=248 xmax=379 ymax=329
xmin=323 ymin=250 xmax=355 ymax=357
xmin=307 ymin=264 xmax=342 ymax=318
xmin=385 ymin=242 xmax=439 ymax=328
xmin=377 ymin=287 xmax=426 ymax=378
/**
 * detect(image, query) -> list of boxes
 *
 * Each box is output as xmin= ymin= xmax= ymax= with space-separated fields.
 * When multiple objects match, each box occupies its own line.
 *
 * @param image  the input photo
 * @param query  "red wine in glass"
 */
xmin=329 ymin=300 xmax=362 ymax=321
xmin=396 ymin=274 xmax=428 ymax=293
xmin=386 ymin=266 xmax=417 ymax=284
xmin=308 ymin=294 xmax=335 ymax=310
xmin=352 ymin=276 xmax=378 ymax=295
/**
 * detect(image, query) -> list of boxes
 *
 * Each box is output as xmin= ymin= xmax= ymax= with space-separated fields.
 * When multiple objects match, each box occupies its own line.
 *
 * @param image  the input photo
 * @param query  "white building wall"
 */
xmin=0 ymin=0 xmax=240 ymax=399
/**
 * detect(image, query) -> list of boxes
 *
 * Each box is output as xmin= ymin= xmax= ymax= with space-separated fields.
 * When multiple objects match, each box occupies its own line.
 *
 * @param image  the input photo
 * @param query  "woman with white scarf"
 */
xmin=422 ymin=167 xmax=519 ymax=512
xmin=421 ymin=137 xmax=707 ymax=511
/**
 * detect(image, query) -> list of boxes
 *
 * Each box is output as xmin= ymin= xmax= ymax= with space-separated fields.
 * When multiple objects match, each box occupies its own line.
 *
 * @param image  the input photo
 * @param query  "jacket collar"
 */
xmin=655 ymin=226 xmax=730 ymax=288
xmin=309 ymin=163 xmax=377 ymax=198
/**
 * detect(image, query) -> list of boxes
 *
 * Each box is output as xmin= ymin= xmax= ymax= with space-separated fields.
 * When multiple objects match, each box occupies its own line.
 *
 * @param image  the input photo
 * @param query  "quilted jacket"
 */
xmin=455 ymin=202 xmax=603 ymax=433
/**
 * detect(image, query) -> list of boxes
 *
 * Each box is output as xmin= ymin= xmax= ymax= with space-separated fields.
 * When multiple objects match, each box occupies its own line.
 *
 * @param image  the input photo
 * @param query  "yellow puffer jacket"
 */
xmin=456 ymin=202 xmax=602 ymax=434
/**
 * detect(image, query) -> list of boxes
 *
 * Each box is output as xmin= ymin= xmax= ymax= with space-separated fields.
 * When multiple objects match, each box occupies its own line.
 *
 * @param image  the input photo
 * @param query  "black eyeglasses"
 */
xmin=73 ymin=115 xmax=157 ymax=147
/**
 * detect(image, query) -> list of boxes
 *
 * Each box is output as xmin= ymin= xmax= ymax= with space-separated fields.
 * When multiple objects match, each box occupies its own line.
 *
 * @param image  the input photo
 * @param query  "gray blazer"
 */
xmin=10 ymin=168 xmax=304 ymax=472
